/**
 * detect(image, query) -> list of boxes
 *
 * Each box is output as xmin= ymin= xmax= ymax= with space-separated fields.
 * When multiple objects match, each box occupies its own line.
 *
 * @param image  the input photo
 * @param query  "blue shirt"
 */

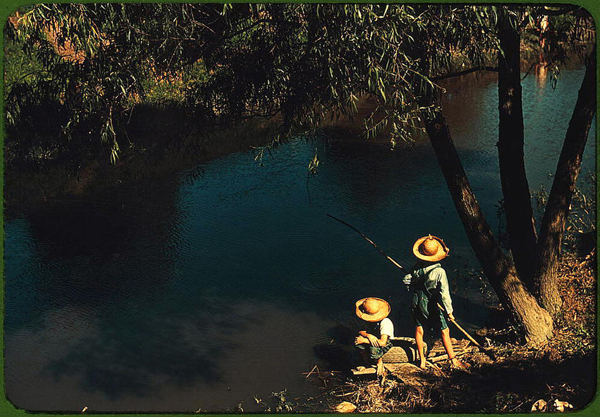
xmin=403 ymin=262 xmax=453 ymax=315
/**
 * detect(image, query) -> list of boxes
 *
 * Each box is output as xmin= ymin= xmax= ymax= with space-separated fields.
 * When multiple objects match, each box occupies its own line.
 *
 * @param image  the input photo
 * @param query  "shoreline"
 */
xmin=297 ymin=253 xmax=596 ymax=413
xmin=4 ymin=108 xmax=281 ymax=217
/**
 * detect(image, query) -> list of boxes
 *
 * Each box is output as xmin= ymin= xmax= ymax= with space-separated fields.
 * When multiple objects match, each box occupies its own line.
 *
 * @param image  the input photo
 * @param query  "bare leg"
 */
xmin=441 ymin=327 xmax=465 ymax=368
xmin=357 ymin=348 xmax=371 ymax=369
xmin=376 ymin=358 xmax=385 ymax=376
xmin=415 ymin=326 xmax=427 ymax=369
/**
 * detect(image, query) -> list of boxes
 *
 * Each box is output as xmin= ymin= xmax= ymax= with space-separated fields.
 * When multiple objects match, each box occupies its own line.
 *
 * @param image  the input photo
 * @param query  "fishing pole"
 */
xmin=326 ymin=214 xmax=408 ymax=273
xmin=326 ymin=213 xmax=489 ymax=352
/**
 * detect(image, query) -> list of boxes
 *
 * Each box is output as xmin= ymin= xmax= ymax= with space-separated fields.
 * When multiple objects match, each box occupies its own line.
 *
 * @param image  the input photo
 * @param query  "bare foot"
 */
xmin=450 ymin=357 xmax=470 ymax=370
xmin=419 ymin=360 xmax=427 ymax=370
xmin=376 ymin=360 xmax=385 ymax=376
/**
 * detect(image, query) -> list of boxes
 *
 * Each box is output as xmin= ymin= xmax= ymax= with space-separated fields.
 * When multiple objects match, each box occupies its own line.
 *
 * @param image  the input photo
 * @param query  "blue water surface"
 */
xmin=4 ymin=65 xmax=595 ymax=412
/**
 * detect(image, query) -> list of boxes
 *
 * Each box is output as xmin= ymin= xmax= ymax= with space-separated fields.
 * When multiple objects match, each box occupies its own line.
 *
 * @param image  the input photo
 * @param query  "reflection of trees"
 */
xmin=439 ymin=71 xmax=498 ymax=149
xmin=23 ymin=179 xmax=180 ymax=308
xmin=534 ymin=62 xmax=548 ymax=86
xmin=6 ymin=178 xmax=232 ymax=401
xmin=7 ymin=168 xmax=342 ymax=408
xmin=321 ymin=140 xmax=437 ymax=218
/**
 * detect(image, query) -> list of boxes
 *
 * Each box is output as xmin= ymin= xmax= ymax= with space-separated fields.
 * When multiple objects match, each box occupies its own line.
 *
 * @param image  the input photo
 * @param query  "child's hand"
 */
xmin=366 ymin=334 xmax=380 ymax=347
xmin=355 ymin=336 xmax=368 ymax=345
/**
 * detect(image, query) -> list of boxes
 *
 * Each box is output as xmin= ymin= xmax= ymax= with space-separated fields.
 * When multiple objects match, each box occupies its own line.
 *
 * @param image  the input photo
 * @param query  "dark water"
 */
xmin=4 ymin=66 xmax=596 ymax=412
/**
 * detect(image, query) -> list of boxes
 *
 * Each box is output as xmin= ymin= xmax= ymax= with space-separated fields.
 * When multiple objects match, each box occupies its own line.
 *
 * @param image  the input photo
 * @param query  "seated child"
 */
xmin=354 ymin=297 xmax=394 ymax=376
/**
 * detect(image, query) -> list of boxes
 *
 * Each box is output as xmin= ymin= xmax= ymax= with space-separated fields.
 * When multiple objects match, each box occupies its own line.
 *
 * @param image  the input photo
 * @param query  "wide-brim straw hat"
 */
xmin=355 ymin=297 xmax=391 ymax=322
xmin=413 ymin=235 xmax=450 ymax=262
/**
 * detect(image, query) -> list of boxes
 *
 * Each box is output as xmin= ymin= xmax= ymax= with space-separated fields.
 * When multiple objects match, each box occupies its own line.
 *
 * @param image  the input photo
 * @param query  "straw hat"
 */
xmin=355 ymin=297 xmax=391 ymax=322
xmin=413 ymin=235 xmax=449 ymax=262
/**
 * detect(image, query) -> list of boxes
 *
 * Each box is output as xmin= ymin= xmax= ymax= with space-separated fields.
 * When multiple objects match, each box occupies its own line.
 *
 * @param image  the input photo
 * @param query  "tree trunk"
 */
xmin=497 ymin=10 xmax=538 ymax=286
xmin=422 ymin=107 xmax=553 ymax=346
xmin=532 ymin=45 xmax=597 ymax=316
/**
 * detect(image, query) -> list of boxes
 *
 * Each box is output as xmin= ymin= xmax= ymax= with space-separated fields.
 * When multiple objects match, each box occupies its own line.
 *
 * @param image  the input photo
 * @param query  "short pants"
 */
xmin=356 ymin=341 xmax=393 ymax=360
xmin=411 ymin=290 xmax=448 ymax=331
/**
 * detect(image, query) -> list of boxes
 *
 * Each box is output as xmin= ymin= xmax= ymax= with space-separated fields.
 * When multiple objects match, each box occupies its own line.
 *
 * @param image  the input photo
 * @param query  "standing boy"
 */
xmin=403 ymin=235 xmax=467 ymax=370
xmin=354 ymin=297 xmax=394 ymax=376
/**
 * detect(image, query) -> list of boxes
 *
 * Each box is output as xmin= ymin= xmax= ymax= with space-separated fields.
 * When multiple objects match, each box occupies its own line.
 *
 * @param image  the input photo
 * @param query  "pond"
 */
xmin=4 ymin=64 xmax=596 ymax=412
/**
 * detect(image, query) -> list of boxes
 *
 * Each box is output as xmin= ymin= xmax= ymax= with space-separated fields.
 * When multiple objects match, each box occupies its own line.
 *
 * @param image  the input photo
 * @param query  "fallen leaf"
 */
xmin=335 ymin=402 xmax=357 ymax=413
xmin=531 ymin=399 xmax=547 ymax=413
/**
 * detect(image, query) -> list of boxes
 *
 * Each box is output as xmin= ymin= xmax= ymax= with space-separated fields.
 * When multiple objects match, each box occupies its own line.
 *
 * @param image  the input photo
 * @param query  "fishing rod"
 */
xmin=326 ymin=213 xmax=488 ymax=352
xmin=326 ymin=214 xmax=408 ymax=273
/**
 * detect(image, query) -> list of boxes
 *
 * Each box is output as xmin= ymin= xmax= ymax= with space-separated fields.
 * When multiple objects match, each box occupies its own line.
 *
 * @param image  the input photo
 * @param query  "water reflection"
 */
xmin=4 ymin=64 xmax=596 ymax=412
xmin=535 ymin=61 xmax=549 ymax=86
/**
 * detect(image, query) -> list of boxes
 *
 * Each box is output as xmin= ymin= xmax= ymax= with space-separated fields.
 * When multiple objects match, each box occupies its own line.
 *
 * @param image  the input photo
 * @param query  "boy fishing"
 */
xmin=403 ymin=235 xmax=468 ymax=370
xmin=354 ymin=297 xmax=394 ymax=376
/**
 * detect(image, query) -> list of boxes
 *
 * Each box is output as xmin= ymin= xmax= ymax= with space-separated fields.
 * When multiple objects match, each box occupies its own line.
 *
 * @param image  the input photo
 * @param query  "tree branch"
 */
xmin=432 ymin=66 xmax=498 ymax=81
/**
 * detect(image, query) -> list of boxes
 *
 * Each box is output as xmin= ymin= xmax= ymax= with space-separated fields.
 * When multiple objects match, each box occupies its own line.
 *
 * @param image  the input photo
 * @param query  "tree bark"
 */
xmin=422 ymin=107 xmax=553 ymax=346
xmin=532 ymin=45 xmax=597 ymax=316
xmin=497 ymin=10 xmax=538 ymax=286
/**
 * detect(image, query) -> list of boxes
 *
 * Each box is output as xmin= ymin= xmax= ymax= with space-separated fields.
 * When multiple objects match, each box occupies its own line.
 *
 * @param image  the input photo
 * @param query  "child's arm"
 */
xmin=354 ymin=330 xmax=387 ymax=347
xmin=377 ymin=334 xmax=389 ymax=347
xmin=435 ymin=268 xmax=454 ymax=317
xmin=404 ymin=264 xmax=423 ymax=290
xmin=356 ymin=331 xmax=388 ymax=347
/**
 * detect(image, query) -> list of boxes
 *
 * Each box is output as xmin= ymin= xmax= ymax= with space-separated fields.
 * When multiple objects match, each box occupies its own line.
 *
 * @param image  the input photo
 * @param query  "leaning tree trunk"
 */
xmin=532 ymin=45 xmax=597 ymax=316
xmin=497 ymin=10 xmax=538 ymax=286
xmin=422 ymin=106 xmax=553 ymax=346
